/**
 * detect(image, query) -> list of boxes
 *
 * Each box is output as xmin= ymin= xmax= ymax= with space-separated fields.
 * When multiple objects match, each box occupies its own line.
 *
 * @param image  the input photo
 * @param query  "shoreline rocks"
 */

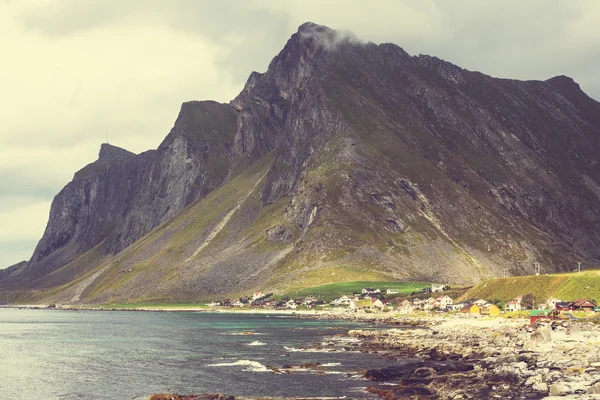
xmin=349 ymin=318 xmax=600 ymax=399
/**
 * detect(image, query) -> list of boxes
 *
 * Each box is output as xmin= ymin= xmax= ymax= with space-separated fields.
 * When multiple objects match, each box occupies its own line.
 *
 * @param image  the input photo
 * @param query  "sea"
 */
xmin=0 ymin=309 xmax=401 ymax=399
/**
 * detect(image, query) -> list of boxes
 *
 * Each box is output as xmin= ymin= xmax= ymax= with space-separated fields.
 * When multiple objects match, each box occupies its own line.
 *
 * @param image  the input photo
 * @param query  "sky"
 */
xmin=1 ymin=0 xmax=599 ymax=268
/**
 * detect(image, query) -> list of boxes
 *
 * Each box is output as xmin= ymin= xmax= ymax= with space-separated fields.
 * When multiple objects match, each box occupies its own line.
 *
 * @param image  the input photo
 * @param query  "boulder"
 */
xmin=549 ymin=383 xmax=569 ymax=396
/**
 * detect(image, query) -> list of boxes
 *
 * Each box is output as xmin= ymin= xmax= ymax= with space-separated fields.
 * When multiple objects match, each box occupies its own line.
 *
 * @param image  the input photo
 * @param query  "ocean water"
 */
xmin=0 ymin=309 xmax=397 ymax=399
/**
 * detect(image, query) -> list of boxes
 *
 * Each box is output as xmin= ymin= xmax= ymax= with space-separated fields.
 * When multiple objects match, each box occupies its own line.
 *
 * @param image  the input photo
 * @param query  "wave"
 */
xmin=247 ymin=341 xmax=266 ymax=346
xmin=321 ymin=362 xmax=341 ymax=367
xmin=207 ymin=359 xmax=269 ymax=372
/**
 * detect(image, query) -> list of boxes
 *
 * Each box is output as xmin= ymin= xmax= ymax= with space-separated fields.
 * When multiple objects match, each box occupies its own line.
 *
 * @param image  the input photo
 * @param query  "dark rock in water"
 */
xmin=149 ymin=394 xmax=234 ymax=400
xmin=365 ymin=361 xmax=474 ymax=381
xmin=368 ymin=385 xmax=435 ymax=399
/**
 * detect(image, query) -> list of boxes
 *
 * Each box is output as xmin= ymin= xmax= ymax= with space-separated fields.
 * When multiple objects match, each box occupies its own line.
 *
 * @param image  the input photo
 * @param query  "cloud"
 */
xmin=1 ymin=0 xmax=600 ymax=268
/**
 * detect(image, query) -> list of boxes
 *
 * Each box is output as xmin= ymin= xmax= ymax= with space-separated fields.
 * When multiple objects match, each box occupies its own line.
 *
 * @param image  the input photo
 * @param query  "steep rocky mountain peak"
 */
xmin=2 ymin=23 xmax=600 ymax=304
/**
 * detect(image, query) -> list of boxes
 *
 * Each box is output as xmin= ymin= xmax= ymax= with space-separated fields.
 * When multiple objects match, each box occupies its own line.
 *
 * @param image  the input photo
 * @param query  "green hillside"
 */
xmin=286 ymin=281 xmax=428 ymax=302
xmin=460 ymin=270 xmax=600 ymax=303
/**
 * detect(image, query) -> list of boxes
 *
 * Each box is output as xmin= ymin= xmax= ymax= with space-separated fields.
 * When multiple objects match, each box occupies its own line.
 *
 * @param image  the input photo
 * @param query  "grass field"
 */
xmin=95 ymin=302 xmax=210 ymax=310
xmin=284 ymin=281 xmax=429 ymax=302
xmin=461 ymin=270 xmax=600 ymax=303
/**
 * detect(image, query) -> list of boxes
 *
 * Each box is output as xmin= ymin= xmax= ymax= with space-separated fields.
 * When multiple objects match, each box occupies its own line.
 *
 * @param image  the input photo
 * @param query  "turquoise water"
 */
xmin=0 ymin=309 xmax=392 ymax=399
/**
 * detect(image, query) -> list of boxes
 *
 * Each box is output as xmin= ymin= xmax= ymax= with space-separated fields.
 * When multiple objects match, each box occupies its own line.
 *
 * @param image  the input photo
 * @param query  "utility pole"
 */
xmin=534 ymin=262 xmax=541 ymax=276
xmin=578 ymin=262 xmax=581 ymax=275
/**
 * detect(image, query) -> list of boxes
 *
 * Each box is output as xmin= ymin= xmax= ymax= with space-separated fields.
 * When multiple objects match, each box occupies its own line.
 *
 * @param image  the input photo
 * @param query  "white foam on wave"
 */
xmin=321 ymin=362 xmax=341 ymax=367
xmin=247 ymin=341 xmax=266 ymax=346
xmin=207 ymin=359 xmax=270 ymax=372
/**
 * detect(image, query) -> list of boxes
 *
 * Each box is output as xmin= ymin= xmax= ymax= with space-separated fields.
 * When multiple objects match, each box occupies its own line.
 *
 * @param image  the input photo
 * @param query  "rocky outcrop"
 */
xmin=3 ymin=22 xmax=600 ymax=300
xmin=0 ymin=101 xmax=237 ymax=289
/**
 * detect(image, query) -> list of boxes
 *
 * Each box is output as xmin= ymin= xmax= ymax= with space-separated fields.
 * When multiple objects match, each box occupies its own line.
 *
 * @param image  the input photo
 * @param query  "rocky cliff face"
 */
xmin=2 ymin=23 xmax=600 ymax=301
xmin=1 ymin=101 xmax=237 ymax=289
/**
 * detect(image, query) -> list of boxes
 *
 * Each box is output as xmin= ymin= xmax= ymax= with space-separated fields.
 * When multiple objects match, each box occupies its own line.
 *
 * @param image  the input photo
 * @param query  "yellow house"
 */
xmin=356 ymin=299 xmax=372 ymax=308
xmin=469 ymin=304 xmax=480 ymax=314
xmin=480 ymin=304 xmax=500 ymax=316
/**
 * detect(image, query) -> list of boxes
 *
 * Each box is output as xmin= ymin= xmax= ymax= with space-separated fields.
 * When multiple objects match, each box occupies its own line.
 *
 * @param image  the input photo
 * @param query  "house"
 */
xmin=232 ymin=300 xmax=245 ymax=307
xmin=460 ymin=304 xmax=480 ymax=314
xmin=469 ymin=304 xmax=481 ymax=314
xmin=474 ymin=299 xmax=488 ymax=307
xmin=435 ymin=295 xmax=453 ymax=310
xmin=205 ymin=301 xmax=220 ymax=307
xmin=412 ymin=298 xmax=423 ymax=307
xmin=356 ymin=298 xmax=373 ymax=308
xmin=555 ymin=302 xmax=571 ymax=311
xmin=448 ymin=303 xmax=464 ymax=311
xmin=285 ymin=300 xmax=297 ymax=309
xmin=252 ymin=292 xmax=264 ymax=301
xmin=362 ymin=288 xmax=381 ymax=294
xmin=546 ymin=298 xmax=562 ymax=309
xmin=330 ymin=295 xmax=353 ymax=306
xmin=571 ymin=299 xmax=597 ymax=312
xmin=480 ymin=304 xmax=500 ymax=316
xmin=505 ymin=297 xmax=522 ymax=312
xmin=386 ymin=288 xmax=399 ymax=294
xmin=431 ymin=284 xmax=446 ymax=293
xmin=303 ymin=296 xmax=318 ymax=305
xmin=400 ymin=299 xmax=411 ymax=307
xmin=397 ymin=304 xmax=414 ymax=314
xmin=371 ymin=298 xmax=385 ymax=309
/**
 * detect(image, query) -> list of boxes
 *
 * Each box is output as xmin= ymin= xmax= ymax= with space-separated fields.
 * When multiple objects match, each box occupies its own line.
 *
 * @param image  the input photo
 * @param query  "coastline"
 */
xmin=5 ymin=305 xmax=600 ymax=399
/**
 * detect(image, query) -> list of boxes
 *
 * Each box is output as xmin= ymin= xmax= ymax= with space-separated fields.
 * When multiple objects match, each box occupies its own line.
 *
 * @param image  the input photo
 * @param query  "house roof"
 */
xmin=571 ymin=299 xmax=597 ymax=307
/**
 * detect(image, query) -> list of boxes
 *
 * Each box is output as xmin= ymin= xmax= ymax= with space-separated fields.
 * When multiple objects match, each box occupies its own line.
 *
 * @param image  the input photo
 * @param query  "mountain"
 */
xmin=2 ymin=22 xmax=600 ymax=304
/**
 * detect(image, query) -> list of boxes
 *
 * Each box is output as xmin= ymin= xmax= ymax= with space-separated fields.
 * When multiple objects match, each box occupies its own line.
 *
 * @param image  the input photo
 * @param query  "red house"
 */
xmin=570 ymin=299 xmax=597 ymax=312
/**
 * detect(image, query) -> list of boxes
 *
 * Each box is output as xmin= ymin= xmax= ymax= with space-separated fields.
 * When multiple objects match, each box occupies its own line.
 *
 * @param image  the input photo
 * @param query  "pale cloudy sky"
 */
xmin=1 ymin=0 xmax=599 ymax=268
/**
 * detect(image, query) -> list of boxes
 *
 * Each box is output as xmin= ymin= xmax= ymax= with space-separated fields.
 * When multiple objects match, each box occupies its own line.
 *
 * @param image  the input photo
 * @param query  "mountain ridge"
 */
xmin=2 ymin=22 xmax=600 ymax=304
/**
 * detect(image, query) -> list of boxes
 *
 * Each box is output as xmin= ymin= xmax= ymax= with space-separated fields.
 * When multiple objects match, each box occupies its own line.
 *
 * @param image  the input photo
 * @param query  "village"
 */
xmin=206 ymin=283 xmax=600 ymax=320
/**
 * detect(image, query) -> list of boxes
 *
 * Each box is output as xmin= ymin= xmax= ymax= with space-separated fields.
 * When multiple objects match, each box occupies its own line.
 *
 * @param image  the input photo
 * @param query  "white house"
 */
xmin=304 ymin=296 xmax=318 ymax=305
xmin=435 ymin=295 xmax=453 ymax=309
xmin=330 ymin=295 xmax=353 ymax=306
xmin=205 ymin=301 xmax=220 ymax=307
xmin=362 ymin=288 xmax=381 ymax=294
xmin=431 ymin=284 xmax=446 ymax=293
xmin=285 ymin=300 xmax=297 ymax=309
xmin=447 ymin=303 xmax=464 ymax=311
xmin=412 ymin=298 xmax=423 ymax=306
xmin=397 ymin=304 xmax=414 ymax=314
xmin=505 ymin=297 xmax=522 ymax=312
xmin=546 ymin=298 xmax=562 ymax=309
xmin=232 ymin=300 xmax=245 ymax=307
xmin=474 ymin=299 xmax=488 ymax=307
xmin=386 ymin=288 xmax=399 ymax=294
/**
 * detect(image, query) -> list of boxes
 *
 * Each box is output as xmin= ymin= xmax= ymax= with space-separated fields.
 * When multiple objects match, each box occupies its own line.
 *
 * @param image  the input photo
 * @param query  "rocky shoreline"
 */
xmin=150 ymin=315 xmax=600 ymax=400
xmin=350 ymin=317 xmax=600 ymax=399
